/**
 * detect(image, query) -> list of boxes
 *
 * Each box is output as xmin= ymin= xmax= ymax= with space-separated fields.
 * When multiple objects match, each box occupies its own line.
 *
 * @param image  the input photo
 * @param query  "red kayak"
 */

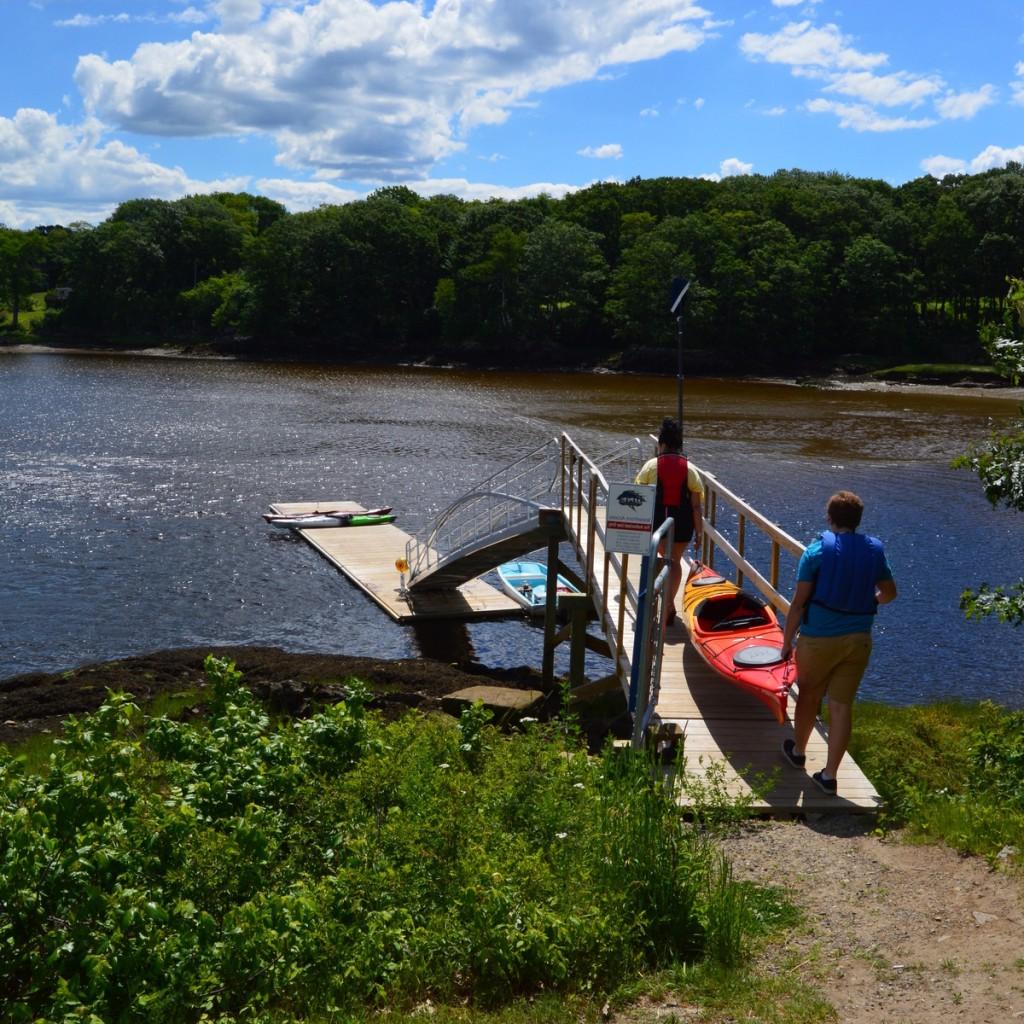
xmin=681 ymin=564 xmax=794 ymax=723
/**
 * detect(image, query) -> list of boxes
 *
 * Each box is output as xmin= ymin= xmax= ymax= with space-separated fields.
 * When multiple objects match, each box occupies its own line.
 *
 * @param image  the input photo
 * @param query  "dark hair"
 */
xmin=658 ymin=416 xmax=682 ymax=452
xmin=827 ymin=491 xmax=864 ymax=530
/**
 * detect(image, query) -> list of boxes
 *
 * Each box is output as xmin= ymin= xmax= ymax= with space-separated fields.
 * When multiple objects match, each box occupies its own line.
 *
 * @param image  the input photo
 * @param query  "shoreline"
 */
xmin=4 ymin=341 xmax=1023 ymax=400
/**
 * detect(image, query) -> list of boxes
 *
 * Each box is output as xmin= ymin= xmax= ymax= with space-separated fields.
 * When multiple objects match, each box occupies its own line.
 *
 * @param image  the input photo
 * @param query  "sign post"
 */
xmin=606 ymin=483 xmax=656 ymax=713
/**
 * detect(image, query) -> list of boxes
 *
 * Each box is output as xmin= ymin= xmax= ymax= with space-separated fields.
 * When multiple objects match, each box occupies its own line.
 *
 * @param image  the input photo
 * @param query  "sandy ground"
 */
xmin=718 ymin=817 xmax=1024 ymax=1023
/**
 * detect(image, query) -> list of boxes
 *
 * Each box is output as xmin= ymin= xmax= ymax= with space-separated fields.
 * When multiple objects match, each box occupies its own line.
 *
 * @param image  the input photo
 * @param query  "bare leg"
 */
xmin=792 ymin=685 xmax=820 ymax=757
xmin=824 ymin=699 xmax=852 ymax=779
xmin=663 ymin=541 xmax=686 ymax=625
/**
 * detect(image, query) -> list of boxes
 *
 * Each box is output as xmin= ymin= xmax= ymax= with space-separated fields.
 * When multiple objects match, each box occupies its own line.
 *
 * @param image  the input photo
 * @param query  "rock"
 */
xmin=972 ymin=911 xmax=997 ymax=925
xmin=442 ymin=685 xmax=544 ymax=718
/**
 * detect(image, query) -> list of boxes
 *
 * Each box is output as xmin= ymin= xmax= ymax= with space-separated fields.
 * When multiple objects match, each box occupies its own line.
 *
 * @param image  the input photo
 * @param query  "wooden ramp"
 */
xmin=655 ymin=626 xmax=881 ymax=813
xmin=583 ymin=511 xmax=880 ymax=815
xmin=268 ymin=502 xmax=522 ymax=623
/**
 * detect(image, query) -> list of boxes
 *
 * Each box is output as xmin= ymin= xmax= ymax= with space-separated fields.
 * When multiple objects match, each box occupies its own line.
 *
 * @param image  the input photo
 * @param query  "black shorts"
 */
xmin=654 ymin=505 xmax=693 ymax=544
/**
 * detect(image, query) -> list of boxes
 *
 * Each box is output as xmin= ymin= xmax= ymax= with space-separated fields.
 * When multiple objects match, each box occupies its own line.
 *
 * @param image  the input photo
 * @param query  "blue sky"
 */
xmin=2 ymin=0 xmax=1023 ymax=228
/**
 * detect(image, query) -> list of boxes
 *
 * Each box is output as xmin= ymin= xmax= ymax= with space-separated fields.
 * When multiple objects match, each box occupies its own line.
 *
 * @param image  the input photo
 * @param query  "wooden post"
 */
xmin=562 ymin=594 xmax=590 ymax=691
xmin=538 ymin=508 xmax=566 ymax=689
xmin=737 ymin=514 xmax=746 ymax=588
xmin=585 ymin=475 xmax=597 ymax=595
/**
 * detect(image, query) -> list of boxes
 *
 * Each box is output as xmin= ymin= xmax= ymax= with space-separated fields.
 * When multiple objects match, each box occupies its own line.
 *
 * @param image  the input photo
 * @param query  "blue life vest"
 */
xmin=809 ymin=530 xmax=884 ymax=617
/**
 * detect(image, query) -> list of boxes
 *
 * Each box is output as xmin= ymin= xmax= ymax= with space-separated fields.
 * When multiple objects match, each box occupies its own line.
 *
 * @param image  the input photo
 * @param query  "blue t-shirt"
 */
xmin=796 ymin=536 xmax=894 ymax=637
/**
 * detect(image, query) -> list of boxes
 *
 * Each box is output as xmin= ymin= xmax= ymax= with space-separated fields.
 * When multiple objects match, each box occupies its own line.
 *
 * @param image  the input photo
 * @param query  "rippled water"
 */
xmin=2 ymin=350 xmax=1022 ymax=708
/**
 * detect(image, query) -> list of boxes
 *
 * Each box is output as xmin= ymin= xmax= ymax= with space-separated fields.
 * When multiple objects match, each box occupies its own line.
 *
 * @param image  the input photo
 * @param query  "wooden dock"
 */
xmin=587 ymin=540 xmax=880 ymax=812
xmin=560 ymin=436 xmax=882 ymax=815
xmin=269 ymin=502 xmax=522 ymax=623
xmin=271 ymin=434 xmax=882 ymax=816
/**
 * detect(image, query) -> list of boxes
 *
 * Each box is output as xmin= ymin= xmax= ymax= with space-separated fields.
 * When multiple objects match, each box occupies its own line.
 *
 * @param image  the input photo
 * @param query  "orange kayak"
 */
xmin=681 ymin=564 xmax=793 ymax=723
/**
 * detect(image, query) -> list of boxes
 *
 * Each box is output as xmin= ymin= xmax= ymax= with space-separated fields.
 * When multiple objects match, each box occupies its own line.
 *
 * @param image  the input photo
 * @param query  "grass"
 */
xmin=848 ymin=699 xmax=1024 ymax=861
xmin=869 ymin=363 xmax=1001 ymax=381
xmin=0 ymin=290 xmax=48 ymax=334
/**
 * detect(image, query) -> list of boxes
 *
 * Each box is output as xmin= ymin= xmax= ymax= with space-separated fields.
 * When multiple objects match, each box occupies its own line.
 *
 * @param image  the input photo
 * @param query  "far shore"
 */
xmin=4 ymin=340 xmax=1024 ymax=400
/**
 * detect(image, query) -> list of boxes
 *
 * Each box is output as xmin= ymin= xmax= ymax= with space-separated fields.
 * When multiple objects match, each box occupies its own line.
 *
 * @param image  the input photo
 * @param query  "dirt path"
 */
xmin=720 ymin=816 xmax=1024 ymax=1023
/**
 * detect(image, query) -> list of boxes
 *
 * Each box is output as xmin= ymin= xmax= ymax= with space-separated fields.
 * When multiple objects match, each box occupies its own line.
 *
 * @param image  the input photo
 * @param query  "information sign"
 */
xmin=605 ymin=483 xmax=656 ymax=554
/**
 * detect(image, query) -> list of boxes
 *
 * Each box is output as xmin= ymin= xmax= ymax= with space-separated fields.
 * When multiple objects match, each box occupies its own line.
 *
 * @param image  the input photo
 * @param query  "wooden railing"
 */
xmin=692 ymin=463 xmax=805 ymax=615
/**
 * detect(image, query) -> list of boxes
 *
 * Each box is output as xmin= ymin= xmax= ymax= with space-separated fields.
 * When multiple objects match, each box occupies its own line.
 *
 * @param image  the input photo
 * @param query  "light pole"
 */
xmin=669 ymin=277 xmax=691 ymax=436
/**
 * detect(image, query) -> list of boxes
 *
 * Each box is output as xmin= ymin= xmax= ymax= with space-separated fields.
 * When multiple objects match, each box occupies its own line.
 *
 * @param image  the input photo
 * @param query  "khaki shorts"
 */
xmin=796 ymin=632 xmax=872 ymax=705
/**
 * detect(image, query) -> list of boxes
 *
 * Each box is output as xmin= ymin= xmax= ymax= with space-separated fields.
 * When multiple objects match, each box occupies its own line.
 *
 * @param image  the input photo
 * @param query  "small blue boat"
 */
xmin=496 ymin=560 xmax=581 ymax=615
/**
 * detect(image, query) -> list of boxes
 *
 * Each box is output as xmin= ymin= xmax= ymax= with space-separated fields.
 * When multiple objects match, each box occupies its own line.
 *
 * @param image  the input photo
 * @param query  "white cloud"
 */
xmin=256 ymin=174 xmax=581 ymax=213
xmin=1017 ymin=61 xmax=1024 ymax=77
xmin=740 ymin=21 xmax=887 ymax=72
xmin=824 ymin=70 xmax=941 ymax=108
xmin=772 ymin=0 xmax=820 ymax=5
xmin=56 ymin=8 xmax=210 ymax=28
xmin=922 ymin=145 xmax=1024 ymax=178
xmin=73 ymin=0 xmax=714 ymax=181
xmin=805 ymin=98 xmax=935 ymax=131
xmin=1013 ymin=81 xmax=1024 ymax=106
xmin=739 ymin=20 xmax=985 ymax=136
xmin=578 ymin=143 xmax=623 ymax=159
xmin=763 ymin=106 xmax=786 ymax=116
xmin=255 ymin=177 xmax=361 ymax=210
xmin=214 ymin=0 xmax=264 ymax=31
xmin=640 ymin=107 xmax=659 ymax=118
xmin=57 ymin=13 xmax=133 ymax=27
xmin=921 ymin=155 xmax=967 ymax=177
xmin=0 ymin=107 xmax=247 ymax=227
xmin=694 ymin=97 xmax=705 ymax=109
xmin=935 ymin=84 xmax=996 ymax=120
xmin=702 ymin=156 xmax=753 ymax=181
xmin=967 ymin=143 xmax=1024 ymax=172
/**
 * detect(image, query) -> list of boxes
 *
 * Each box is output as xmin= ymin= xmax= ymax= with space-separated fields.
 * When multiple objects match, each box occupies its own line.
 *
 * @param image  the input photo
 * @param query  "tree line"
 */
xmin=4 ymin=165 xmax=1024 ymax=372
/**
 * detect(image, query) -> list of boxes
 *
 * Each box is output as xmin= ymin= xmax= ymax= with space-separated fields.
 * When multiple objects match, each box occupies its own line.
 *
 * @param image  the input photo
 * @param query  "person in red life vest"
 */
xmin=780 ymin=491 xmax=898 ymax=795
xmin=634 ymin=417 xmax=704 ymax=628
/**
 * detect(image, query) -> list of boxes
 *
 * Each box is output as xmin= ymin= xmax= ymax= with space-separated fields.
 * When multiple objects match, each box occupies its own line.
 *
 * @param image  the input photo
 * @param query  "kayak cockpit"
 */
xmin=694 ymin=593 xmax=773 ymax=633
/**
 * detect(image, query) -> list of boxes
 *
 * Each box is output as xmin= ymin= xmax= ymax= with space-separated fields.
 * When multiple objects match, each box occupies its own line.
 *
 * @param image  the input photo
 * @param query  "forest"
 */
xmin=3 ymin=164 xmax=1024 ymax=373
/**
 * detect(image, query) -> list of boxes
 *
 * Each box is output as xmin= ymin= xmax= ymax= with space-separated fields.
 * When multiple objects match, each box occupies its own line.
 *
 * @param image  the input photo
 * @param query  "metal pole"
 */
xmin=676 ymin=314 xmax=684 ymax=439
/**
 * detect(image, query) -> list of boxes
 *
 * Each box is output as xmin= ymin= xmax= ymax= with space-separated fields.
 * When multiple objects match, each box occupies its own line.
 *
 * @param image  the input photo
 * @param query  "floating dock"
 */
xmin=268 ymin=501 xmax=522 ymax=623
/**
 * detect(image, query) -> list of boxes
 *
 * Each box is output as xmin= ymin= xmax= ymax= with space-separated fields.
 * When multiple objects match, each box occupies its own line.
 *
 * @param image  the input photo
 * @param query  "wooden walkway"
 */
xmin=584 ymin=515 xmax=881 ymax=814
xmin=268 ymin=502 xmax=521 ymax=623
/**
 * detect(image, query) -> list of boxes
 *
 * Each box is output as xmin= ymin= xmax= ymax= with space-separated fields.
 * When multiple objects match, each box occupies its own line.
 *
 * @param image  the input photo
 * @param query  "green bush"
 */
xmin=0 ymin=656 xmax=764 ymax=1022
xmin=850 ymin=700 xmax=1024 ymax=859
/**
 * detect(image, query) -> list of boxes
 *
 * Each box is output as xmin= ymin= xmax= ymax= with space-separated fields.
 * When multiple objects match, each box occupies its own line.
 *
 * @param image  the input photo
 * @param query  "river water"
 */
xmin=1 ymin=350 xmax=1022 ymax=708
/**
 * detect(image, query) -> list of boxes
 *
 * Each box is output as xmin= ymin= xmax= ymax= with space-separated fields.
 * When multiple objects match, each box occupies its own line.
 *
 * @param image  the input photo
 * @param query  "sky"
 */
xmin=2 ymin=0 xmax=1024 ymax=229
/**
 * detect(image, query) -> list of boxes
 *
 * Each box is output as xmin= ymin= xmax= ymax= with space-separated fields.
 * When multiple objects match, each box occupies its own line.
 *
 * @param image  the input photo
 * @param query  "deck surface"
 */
xmin=269 ymin=502 xmax=522 ymax=623
xmin=587 ymin=513 xmax=880 ymax=814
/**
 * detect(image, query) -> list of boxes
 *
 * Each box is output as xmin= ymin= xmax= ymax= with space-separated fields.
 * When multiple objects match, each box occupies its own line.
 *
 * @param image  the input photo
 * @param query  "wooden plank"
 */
xmin=269 ymin=501 xmax=522 ymax=623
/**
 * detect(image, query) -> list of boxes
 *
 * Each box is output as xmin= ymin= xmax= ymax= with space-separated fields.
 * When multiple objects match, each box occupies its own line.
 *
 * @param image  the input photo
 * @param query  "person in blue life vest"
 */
xmin=634 ymin=417 xmax=704 ymax=628
xmin=779 ymin=491 xmax=897 ymax=794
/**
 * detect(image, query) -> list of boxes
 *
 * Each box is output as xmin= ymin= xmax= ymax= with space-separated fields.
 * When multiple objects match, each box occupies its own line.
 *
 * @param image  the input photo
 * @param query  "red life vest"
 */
xmin=654 ymin=453 xmax=694 ymax=535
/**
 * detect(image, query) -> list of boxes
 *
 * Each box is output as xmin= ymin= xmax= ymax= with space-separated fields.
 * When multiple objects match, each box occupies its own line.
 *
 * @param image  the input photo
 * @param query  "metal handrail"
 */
xmin=405 ymin=438 xmax=562 ymax=582
xmin=560 ymin=432 xmax=669 ymax=747
xmin=631 ymin=518 xmax=673 ymax=748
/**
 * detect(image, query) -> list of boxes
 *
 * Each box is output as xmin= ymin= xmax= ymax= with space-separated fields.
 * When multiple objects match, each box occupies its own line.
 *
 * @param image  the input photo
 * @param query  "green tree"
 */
xmin=956 ymin=276 xmax=1024 ymax=625
xmin=0 ymin=229 xmax=46 ymax=330
xmin=520 ymin=219 xmax=607 ymax=343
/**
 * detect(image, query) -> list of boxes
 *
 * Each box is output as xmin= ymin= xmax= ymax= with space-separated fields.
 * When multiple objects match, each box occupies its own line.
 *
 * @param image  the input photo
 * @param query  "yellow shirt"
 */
xmin=635 ymin=456 xmax=704 ymax=497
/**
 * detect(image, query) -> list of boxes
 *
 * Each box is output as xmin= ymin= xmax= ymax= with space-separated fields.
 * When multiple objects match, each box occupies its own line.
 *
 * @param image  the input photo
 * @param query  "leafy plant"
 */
xmin=0 ymin=655 xmax=770 ymax=1022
